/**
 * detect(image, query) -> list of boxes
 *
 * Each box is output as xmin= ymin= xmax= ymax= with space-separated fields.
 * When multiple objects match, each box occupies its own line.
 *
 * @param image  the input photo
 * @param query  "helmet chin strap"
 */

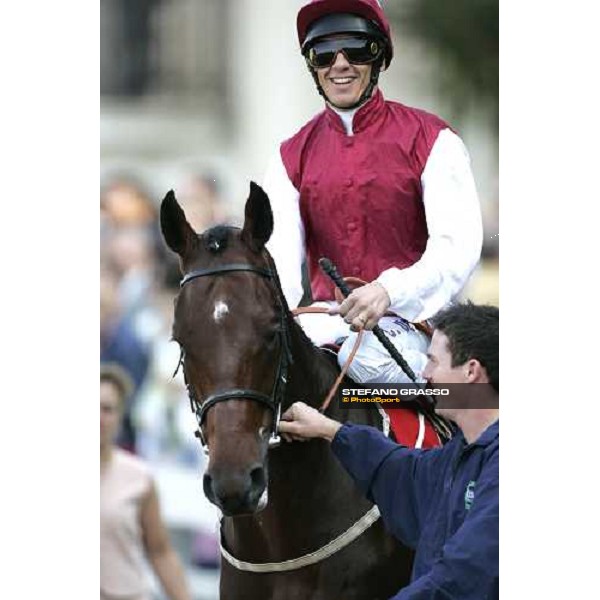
xmin=309 ymin=56 xmax=384 ymax=110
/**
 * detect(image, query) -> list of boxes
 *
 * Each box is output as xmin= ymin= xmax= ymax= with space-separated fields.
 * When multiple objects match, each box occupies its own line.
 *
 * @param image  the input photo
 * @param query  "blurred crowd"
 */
xmin=100 ymin=169 xmax=228 ymax=461
xmin=100 ymin=169 xmax=231 ymax=587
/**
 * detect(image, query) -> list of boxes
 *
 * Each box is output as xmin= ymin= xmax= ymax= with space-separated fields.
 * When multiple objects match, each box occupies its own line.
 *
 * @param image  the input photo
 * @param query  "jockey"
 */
xmin=264 ymin=0 xmax=482 ymax=402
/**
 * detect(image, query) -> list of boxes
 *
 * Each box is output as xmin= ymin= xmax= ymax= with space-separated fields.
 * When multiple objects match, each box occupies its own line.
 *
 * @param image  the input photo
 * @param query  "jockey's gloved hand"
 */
xmin=329 ymin=281 xmax=391 ymax=331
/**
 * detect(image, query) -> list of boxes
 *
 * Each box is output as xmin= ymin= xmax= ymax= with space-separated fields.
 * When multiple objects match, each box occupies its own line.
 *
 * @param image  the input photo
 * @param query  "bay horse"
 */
xmin=160 ymin=182 xmax=416 ymax=599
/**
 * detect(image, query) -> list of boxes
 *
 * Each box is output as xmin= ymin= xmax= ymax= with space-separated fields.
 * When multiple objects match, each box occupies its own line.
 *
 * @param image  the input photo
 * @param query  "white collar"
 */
xmin=329 ymin=105 xmax=359 ymax=136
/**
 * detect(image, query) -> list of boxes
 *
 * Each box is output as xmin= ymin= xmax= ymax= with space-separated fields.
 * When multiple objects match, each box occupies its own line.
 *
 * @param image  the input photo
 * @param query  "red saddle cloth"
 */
xmin=386 ymin=407 xmax=441 ymax=449
xmin=321 ymin=343 xmax=441 ymax=449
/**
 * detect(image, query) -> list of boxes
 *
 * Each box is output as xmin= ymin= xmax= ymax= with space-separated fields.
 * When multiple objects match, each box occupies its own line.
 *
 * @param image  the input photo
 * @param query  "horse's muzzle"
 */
xmin=203 ymin=463 xmax=267 ymax=516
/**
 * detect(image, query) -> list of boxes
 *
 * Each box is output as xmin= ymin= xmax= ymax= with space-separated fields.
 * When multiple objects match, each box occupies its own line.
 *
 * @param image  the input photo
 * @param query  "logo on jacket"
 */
xmin=464 ymin=480 xmax=476 ymax=510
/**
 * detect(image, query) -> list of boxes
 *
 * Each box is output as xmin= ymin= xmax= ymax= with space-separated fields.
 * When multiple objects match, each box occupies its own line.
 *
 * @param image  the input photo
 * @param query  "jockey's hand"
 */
xmin=278 ymin=402 xmax=342 ymax=443
xmin=329 ymin=281 xmax=391 ymax=331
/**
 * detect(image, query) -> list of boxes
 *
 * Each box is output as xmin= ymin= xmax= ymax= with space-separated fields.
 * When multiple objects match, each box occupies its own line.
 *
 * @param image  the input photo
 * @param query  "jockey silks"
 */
xmin=280 ymin=89 xmax=448 ymax=304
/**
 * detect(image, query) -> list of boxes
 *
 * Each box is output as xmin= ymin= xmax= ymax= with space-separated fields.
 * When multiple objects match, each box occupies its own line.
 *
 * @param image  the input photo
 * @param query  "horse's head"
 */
xmin=160 ymin=182 xmax=291 ymax=516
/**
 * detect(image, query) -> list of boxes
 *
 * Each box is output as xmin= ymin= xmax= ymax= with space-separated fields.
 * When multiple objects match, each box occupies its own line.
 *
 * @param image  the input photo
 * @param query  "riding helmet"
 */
xmin=297 ymin=0 xmax=393 ymax=68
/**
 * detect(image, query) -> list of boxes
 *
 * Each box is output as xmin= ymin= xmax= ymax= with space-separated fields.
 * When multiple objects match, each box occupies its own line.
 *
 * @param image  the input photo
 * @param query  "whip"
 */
xmin=318 ymin=257 xmax=419 ymax=384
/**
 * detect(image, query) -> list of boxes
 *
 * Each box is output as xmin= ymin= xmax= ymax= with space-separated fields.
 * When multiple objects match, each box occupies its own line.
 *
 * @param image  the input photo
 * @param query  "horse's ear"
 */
xmin=241 ymin=182 xmax=274 ymax=252
xmin=160 ymin=190 xmax=196 ymax=257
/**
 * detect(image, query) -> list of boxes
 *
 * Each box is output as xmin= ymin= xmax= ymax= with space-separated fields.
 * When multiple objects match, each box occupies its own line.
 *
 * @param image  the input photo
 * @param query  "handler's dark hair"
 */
xmin=432 ymin=302 xmax=499 ymax=392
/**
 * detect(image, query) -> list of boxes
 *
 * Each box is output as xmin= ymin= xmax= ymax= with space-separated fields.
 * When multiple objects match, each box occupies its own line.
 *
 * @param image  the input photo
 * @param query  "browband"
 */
xmin=181 ymin=264 xmax=273 ymax=287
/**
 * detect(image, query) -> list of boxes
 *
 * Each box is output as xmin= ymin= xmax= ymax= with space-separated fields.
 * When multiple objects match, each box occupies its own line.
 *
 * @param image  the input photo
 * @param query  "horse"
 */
xmin=160 ymin=182 xmax=417 ymax=599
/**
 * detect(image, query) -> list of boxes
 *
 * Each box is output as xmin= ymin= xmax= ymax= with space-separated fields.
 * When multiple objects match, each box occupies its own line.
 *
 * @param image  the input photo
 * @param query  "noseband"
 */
xmin=176 ymin=260 xmax=293 ymax=453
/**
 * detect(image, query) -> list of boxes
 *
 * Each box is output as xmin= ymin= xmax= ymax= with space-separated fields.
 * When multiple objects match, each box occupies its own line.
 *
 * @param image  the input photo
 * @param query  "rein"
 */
xmin=291 ymin=305 xmax=365 ymax=413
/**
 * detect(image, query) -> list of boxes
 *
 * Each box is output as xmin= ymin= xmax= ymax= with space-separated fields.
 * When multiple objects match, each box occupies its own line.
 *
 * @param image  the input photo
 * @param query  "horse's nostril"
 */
xmin=249 ymin=465 xmax=266 ymax=492
xmin=203 ymin=466 xmax=267 ymax=514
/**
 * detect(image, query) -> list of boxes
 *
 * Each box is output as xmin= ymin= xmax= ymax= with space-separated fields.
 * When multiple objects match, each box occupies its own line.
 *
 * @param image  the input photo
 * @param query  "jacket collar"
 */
xmin=468 ymin=419 xmax=499 ymax=448
xmin=325 ymin=88 xmax=385 ymax=135
xmin=451 ymin=419 xmax=499 ymax=455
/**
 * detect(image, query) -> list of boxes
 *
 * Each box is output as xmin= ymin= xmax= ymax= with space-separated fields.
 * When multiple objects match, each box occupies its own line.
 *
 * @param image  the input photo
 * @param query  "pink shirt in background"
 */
xmin=101 ymin=448 xmax=152 ymax=600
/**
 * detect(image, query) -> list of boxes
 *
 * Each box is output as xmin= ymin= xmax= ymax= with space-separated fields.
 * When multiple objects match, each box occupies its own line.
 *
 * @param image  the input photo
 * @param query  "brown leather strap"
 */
xmin=291 ymin=306 xmax=364 ymax=412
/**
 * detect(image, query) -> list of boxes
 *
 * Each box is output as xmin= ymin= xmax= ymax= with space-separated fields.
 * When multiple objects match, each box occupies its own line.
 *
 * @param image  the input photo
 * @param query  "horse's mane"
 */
xmin=261 ymin=248 xmax=338 ymax=386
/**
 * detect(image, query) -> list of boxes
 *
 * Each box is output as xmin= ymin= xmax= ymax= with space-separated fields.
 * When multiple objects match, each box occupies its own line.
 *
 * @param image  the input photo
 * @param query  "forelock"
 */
xmin=203 ymin=226 xmax=232 ymax=253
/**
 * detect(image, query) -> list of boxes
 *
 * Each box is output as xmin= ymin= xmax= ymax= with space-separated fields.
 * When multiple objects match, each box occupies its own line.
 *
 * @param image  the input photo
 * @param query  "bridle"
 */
xmin=175 ymin=257 xmax=293 ymax=454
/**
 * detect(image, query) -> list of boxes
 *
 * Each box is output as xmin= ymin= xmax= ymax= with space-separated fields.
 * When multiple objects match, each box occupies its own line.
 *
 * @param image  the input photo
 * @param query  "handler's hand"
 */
xmin=278 ymin=402 xmax=342 ymax=443
xmin=329 ymin=281 xmax=391 ymax=331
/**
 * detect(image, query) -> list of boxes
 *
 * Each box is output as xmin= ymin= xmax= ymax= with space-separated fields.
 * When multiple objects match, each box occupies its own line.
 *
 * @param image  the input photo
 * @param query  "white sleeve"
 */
xmin=263 ymin=151 xmax=306 ymax=309
xmin=376 ymin=128 xmax=483 ymax=322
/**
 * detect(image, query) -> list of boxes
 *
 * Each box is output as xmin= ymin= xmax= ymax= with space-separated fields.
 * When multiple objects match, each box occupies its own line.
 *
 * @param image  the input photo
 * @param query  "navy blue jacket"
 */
xmin=331 ymin=420 xmax=499 ymax=599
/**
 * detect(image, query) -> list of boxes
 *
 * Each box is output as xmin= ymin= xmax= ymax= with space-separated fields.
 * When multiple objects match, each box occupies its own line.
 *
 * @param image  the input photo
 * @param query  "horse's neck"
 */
xmin=286 ymin=317 xmax=340 ymax=407
xmin=286 ymin=317 xmax=382 ymax=431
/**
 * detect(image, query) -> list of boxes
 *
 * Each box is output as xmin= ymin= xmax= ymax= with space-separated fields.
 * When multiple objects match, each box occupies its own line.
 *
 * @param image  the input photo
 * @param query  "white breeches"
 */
xmin=295 ymin=301 xmax=430 ymax=384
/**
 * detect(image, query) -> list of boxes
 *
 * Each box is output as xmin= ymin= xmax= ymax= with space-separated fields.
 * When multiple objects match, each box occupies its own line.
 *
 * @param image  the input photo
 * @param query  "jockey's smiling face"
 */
xmin=315 ymin=42 xmax=373 ymax=109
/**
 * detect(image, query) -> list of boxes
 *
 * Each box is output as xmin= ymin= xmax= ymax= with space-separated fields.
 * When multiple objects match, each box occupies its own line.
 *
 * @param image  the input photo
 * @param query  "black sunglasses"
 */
xmin=305 ymin=37 xmax=383 ymax=69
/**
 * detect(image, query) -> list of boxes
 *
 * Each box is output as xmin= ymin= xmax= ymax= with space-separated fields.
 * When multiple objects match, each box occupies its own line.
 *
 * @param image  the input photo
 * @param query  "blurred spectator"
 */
xmin=101 ymin=268 xmax=150 ymax=451
xmin=101 ymin=364 xmax=192 ymax=600
xmin=101 ymin=171 xmax=169 ymax=342
xmin=105 ymin=225 xmax=163 ymax=346
xmin=134 ymin=288 xmax=202 ymax=469
xmin=101 ymin=174 xmax=157 ymax=230
xmin=178 ymin=170 xmax=228 ymax=232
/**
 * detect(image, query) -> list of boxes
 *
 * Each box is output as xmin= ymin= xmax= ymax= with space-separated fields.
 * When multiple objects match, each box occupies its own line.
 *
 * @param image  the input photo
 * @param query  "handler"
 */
xmin=278 ymin=303 xmax=499 ymax=599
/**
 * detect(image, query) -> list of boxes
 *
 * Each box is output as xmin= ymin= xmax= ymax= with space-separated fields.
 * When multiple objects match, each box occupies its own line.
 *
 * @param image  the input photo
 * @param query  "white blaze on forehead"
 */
xmin=213 ymin=300 xmax=229 ymax=323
